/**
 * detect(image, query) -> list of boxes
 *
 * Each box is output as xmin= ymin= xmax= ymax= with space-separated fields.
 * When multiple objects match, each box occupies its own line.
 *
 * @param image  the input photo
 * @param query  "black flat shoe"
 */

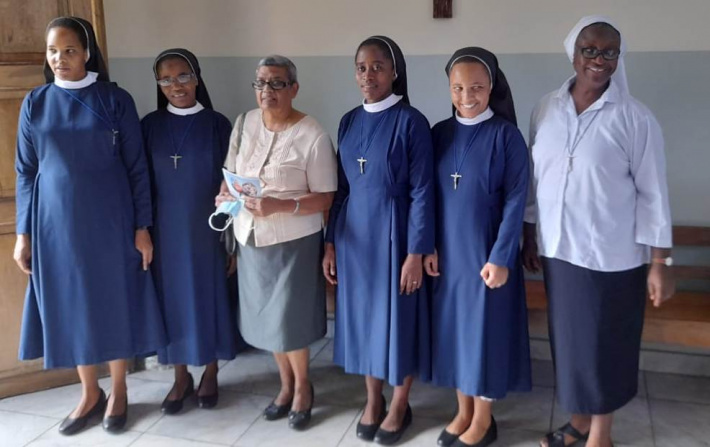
xmin=197 ymin=372 xmax=218 ymax=409
xmin=356 ymin=394 xmax=387 ymax=441
xmin=542 ymin=422 xmax=589 ymax=447
xmin=452 ymin=416 xmax=497 ymax=447
xmin=288 ymin=383 xmax=314 ymax=430
xmin=102 ymin=394 xmax=128 ymax=433
xmin=373 ymin=404 xmax=412 ymax=445
xmin=58 ymin=389 xmax=106 ymax=436
xmin=438 ymin=428 xmax=461 ymax=446
xmin=161 ymin=373 xmax=195 ymax=415
xmin=263 ymin=396 xmax=292 ymax=421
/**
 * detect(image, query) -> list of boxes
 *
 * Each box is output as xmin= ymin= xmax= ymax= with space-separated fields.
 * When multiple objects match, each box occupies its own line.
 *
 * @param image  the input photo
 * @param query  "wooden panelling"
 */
xmin=0 ymin=0 xmax=63 ymax=59
xmin=0 ymin=234 xmax=30 ymax=374
xmin=674 ymin=226 xmax=710 ymax=247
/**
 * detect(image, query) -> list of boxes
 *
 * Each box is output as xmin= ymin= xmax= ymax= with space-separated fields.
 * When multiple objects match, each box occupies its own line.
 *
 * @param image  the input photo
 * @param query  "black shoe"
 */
xmin=263 ymin=395 xmax=292 ymax=421
xmin=58 ymin=389 xmax=107 ymax=436
xmin=288 ymin=383 xmax=314 ymax=430
xmin=197 ymin=372 xmax=219 ymax=409
xmin=102 ymin=394 xmax=128 ymax=433
xmin=373 ymin=404 xmax=412 ymax=445
xmin=438 ymin=428 xmax=461 ymax=446
xmin=161 ymin=373 xmax=195 ymax=415
xmin=452 ymin=416 xmax=497 ymax=447
xmin=356 ymin=394 xmax=387 ymax=441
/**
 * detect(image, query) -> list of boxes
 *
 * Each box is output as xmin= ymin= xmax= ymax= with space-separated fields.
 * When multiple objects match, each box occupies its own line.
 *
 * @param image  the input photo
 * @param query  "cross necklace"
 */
xmin=565 ymin=108 xmax=600 ymax=173
xmin=357 ymin=111 xmax=389 ymax=174
xmin=168 ymin=113 xmax=198 ymax=170
xmin=451 ymin=120 xmax=484 ymax=190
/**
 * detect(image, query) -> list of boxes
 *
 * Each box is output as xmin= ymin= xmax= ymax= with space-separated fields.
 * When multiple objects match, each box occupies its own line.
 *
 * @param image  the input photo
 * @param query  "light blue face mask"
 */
xmin=208 ymin=199 xmax=243 ymax=231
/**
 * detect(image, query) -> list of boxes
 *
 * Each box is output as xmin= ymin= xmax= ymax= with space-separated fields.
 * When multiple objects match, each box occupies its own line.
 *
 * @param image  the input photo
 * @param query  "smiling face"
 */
xmin=46 ymin=26 xmax=88 ymax=82
xmin=355 ymin=44 xmax=396 ymax=104
xmin=573 ymin=23 xmax=621 ymax=90
xmin=449 ymin=61 xmax=491 ymax=119
xmin=254 ymin=65 xmax=298 ymax=112
xmin=157 ymin=57 xmax=198 ymax=109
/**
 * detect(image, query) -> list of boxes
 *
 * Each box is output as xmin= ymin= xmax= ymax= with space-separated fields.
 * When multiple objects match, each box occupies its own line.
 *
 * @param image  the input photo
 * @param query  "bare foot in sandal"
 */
xmin=540 ymin=421 xmax=590 ymax=447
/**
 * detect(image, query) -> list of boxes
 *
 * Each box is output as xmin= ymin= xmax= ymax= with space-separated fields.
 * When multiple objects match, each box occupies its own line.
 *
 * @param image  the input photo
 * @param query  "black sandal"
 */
xmin=542 ymin=422 xmax=589 ymax=447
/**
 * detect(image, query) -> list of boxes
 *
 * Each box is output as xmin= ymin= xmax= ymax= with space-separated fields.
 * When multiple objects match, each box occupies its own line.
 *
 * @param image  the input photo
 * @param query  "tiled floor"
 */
xmin=1 ymin=339 xmax=709 ymax=446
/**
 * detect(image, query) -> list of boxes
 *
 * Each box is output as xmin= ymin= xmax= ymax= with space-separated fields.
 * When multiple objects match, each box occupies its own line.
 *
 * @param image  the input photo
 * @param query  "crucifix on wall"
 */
xmin=434 ymin=0 xmax=453 ymax=18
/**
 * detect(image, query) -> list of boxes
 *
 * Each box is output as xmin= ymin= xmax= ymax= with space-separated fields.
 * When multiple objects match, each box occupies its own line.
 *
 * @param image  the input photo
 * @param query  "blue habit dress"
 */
xmin=326 ymin=100 xmax=434 ymax=385
xmin=141 ymin=107 xmax=238 ymax=366
xmin=429 ymin=114 xmax=531 ymax=398
xmin=16 ymin=82 xmax=167 ymax=369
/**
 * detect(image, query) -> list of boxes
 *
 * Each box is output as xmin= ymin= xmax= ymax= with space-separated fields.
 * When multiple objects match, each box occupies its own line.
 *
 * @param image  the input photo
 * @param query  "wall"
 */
xmin=104 ymin=0 xmax=710 ymax=225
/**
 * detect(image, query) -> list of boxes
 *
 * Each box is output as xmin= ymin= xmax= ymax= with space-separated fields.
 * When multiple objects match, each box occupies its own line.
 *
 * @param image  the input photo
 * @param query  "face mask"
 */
xmin=208 ymin=199 xmax=243 ymax=231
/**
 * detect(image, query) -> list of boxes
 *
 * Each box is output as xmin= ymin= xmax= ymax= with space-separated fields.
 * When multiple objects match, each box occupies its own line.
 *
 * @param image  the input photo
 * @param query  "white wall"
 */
xmin=105 ymin=0 xmax=710 ymax=58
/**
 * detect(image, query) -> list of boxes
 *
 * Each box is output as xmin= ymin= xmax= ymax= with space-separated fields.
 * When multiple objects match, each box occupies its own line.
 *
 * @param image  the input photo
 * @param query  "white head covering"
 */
xmin=563 ymin=15 xmax=629 ymax=95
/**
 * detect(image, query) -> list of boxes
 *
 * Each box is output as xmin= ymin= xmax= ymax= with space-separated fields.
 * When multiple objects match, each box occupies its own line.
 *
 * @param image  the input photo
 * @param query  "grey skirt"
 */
xmin=237 ymin=230 xmax=326 ymax=352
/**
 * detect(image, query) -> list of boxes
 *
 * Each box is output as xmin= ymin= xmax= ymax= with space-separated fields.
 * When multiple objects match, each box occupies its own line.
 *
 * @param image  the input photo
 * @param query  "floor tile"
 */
xmin=531 ymin=359 xmax=556 ymax=388
xmin=131 ymin=433 xmax=227 ymax=446
xmin=309 ymin=338 xmax=331 ymax=360
xmin=0 ymin=410 xmax=59 ymax=447
xmin=552 ymin=397 xmax=653 ymax=446
xmin=0 ymin=382 xmax=83 ymax=419
xmin=234 ymin=404 xmax=359 ymax=447
xmin=217 ymin=351 xmax=281 ymax=397
xmin=495 ymin=387 xmax=554 ymax=432
xmin=496 ymin=427 xmax=549 ymax=446
xmin=646 ymin=371 xmax=710 ymax=404
xmin=25 ymin=425 xmax=141 ymax=446
xmin=147 ymin=391 xmax=268 ymax=445
xmin=650 ymin=399 xmax=710 ymax=447
xmin=305 ymin=363 xmax=372 ymax=409
xmin=407 ymin=381 xmax=456 ymax=420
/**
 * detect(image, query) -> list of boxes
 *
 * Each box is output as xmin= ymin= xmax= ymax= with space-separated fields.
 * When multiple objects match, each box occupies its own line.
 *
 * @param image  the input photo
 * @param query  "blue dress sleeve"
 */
xmin=116 ymin=87 xmax=152 ymax=228
xmin=405 ymin=112 xmax=435 ymax=255
xmin=325 ymin=117 xmax=351 ymax=244
xmin=15 ymin=93 xmax=37 ymax=235
xmin=488 ymin=125 xmax=530 ymax=268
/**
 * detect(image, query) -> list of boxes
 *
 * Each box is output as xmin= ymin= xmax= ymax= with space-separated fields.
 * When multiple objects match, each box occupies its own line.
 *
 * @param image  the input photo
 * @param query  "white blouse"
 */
xmin=224 ymin=109 xmax=337 ymax=247
xmin=525 ymin=77 xmax=672 ymax=272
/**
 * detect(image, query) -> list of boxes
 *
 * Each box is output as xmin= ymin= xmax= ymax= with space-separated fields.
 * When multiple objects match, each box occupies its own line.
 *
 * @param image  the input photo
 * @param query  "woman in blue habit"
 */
xmin=13 ymin=17 xmax=166 ymax=435
xmin=426 ymin=47 xmax=532 ymax=447
xmin=141 ymin=49 xmax=237 ymax=414
xmin=323 ymin=35 xmax=434 ymax=445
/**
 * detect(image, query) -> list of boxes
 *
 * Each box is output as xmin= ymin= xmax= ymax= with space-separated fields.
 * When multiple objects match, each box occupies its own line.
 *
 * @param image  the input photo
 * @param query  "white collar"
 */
xmin=363 ymin=93 xmax=402 ymax=113
xmin=54 ymin=71 xmax=98 ymax=89
xmin=167 ymin=101 xmax=205 ymax=116
xmin=455 ymin=107 xmax=494 ymax=126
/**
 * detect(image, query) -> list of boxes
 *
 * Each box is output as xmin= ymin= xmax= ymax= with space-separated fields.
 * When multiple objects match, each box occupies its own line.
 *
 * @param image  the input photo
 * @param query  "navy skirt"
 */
xmin=542 ymin=257 xmax=646 ymax=414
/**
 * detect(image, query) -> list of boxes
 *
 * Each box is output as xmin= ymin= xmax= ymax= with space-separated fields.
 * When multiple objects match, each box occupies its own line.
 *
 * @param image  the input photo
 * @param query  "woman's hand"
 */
xmin=648 ymin=264 xmax=675 ymax=308
xmin=322 ymin=243 xmax=337 ymax=285
xmin=226 ymin=255 xmax=237 ymax=277
xmin=244 ymin=196 xmax=290 ymax=217
xmin=135 ymin=229 xmax=153 ymax=271
xmin=522 ymin=223 xmax=542 ymax=273
xmin=480 ymin=262 xmax=509 ymax=289
xmin=424 ymin=251 xmax=440 ymax=277
xmin=400 ymin=254 xmax=423 ymax=295
xmin=13 ymin=234 xmax=32 ymax=275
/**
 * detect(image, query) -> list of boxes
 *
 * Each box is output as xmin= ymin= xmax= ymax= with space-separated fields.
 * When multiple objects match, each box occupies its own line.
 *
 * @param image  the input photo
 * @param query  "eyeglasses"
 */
xmin=577 ymin=46 xmax=621 ymax=61
xmin=156 ymin=73 xmax=196 ymax=87
xmin=252 ymin=79 xmax=292 ymax=91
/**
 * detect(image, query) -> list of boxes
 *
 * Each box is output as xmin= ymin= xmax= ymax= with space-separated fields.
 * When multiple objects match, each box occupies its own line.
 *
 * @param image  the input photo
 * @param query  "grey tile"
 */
xmin=406 ymin=381 xmax=457 ymax=420
xmin=312 ymin=339 xmax=334 ymax=365
xmin=337 ymin=412 xmax=444 ymax=447
xmin=496 ymin=427 xmax=549 ymax=446
xmin=147 ymin=391 xmax=268 ymax=445
xmin=646 ymin=371 xmax=710 ymax=405
xmin=118 ymin=377 xmax=169 ymax=432
xmin=0 ymin=410 xmax=59 ymax=447
xmin=309 ymin=338 xmax=331 ymax=360
xmin=495 ymin=387 xmax=554 ymax=432
xmin=131 ymin=433 xmax=227 ymax=446
xmin=305 ymin=363 xmax=370 ymax=409
xmin=26 ymin=425 xmax=141 ymax=446
xmin=217 ymin=350 xmax=281 ymax=397
xmin=552 ymin=397 xmax=653 ymax=446
xmin=234 ymin=403 xmax=359 ymax=447
xmin=650 ymin=399 xmax=710 ymax=447
xmin=0 ymin=382 xmax=83 ymax=419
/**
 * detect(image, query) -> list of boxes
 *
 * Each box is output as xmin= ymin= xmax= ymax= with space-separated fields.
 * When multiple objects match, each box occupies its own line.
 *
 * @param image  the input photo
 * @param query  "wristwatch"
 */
xmin=652 ymin=257 xmax=673 ymax=267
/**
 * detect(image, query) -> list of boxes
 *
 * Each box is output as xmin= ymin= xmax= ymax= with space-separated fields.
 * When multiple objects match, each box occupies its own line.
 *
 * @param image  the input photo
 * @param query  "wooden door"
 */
xmin=0 ymin=0 xmax=107 ymax=398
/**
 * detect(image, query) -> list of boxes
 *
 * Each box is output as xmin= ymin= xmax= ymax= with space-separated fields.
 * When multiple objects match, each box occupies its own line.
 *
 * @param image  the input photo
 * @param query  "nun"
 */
xmin=523 ymin=16 xmax=674 ymax=447
xmin=426 ymin=47 xmax=531 ymax=447
xmin=323 ymin=35 xmax=434 ymax=445
xmin=13 ymin=16 xmax=166 ymax=435
xmin=141 ymin=48 xmax=237 ymax=414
